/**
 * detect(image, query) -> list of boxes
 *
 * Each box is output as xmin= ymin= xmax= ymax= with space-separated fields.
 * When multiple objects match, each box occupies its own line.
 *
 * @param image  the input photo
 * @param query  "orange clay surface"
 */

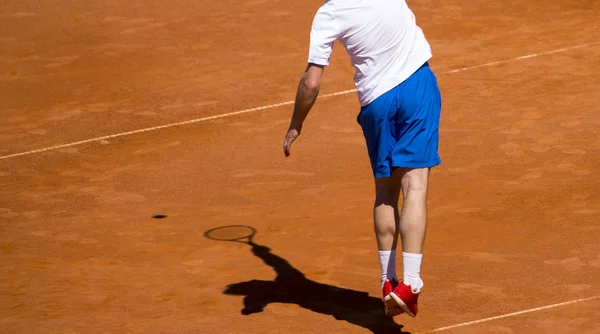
xmin=1 ymin=1 xmax=600 ymax=333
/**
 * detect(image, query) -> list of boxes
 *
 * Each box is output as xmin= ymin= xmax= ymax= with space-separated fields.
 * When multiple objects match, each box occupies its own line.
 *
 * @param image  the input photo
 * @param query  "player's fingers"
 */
xmin=283 ymin=129 xmax=299 ymax=157
xmin=283 ymin=142 xmax=290 ymax=157
xmin=283 ymin=134 xmax=295 ymax=157
xmin=283 ymin=136 xmax=292 ymax=157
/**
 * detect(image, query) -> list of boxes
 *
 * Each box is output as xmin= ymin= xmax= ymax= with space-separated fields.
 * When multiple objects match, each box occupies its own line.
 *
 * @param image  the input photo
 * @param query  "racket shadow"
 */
xmin=205 ymin=225 xmax=410 ymax=334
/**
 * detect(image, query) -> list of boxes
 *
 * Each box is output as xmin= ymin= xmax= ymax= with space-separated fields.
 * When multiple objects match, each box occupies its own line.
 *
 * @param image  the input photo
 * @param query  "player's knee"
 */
xmin=401 ymin=170 xmax=429 ymax=196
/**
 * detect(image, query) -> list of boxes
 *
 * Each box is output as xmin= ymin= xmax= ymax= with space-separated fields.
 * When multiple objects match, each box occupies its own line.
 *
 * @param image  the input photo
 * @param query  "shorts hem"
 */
xmin=391 ymin=159 xmax=441 ymax=169
xmin=372 ymin=159 xmax=442 ymax=178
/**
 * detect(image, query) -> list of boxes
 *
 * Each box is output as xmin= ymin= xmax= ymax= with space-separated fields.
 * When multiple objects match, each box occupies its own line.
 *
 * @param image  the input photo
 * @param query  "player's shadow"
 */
xmin=222 ymin=242 xmax=410 ymax=333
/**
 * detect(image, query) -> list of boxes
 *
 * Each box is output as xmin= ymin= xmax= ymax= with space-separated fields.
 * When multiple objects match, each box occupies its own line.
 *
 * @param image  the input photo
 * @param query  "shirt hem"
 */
xmin=358 ymin=53 xmax=432 ymax=106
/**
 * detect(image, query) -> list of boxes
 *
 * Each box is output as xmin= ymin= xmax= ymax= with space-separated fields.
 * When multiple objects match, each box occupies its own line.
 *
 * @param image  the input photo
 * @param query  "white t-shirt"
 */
xmin=308 ymin=0 xmax=432 ymax=106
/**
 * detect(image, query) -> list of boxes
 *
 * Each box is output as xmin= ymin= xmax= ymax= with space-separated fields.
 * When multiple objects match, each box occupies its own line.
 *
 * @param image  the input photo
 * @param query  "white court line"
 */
xmin=1 ymin=41 xmax=599 ymax=161
xmin=446 ymin=41 xmax=600 ymax=74
xmin=423 ymin=295 xmax=600 ymax=333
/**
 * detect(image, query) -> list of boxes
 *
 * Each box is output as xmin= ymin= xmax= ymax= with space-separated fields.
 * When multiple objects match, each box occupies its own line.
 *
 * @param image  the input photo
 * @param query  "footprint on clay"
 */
xmin=297 ymin=185 xmax=328 ymax=196
xmin=46 ymin=108 xmax=83 ymax=121
xmin=270 ymin=11 xmax=293 ymax=17
xmin=565 ymin=284 xmax=591 ymax=293
xmin=121 ymin=22 xmax=166 ymax=34
xmin=465 ymin=252 xmax=509 ymax=263
xmin=560 ymin=148 xmax=587 ymax=155
xmin=547 ymin=163 xmax=590 ymax=176
xmin=244 ymin=0 xmax=271 ymax=6
xmin=571 ymin=193 xmax=591 ymax=200
xmin=27 ymin=129 xmax=48 ymax=136
xmin=104 ymin=16 xmax=125 ymax=22
xmin=455 ymin=283 xmax=506 ymax=298
xmin=560 ymin=120 xmax=582 ymax=128
xmin=268 ymin=304 xmax=302 ymax=317
xmin=454 ymin=207 xmax=481 ymax=213
xmin=55 ymin=233 xmax=80 ymax=242
xmin=13 ymin=12 xmax=38 ymax=18
xmin=80 ymin=238 xmax=100 ymax=245
xmin=499 ymin=142 xmax=524 ymax=156
xmin=127 ymin=18 xmax=154 ymax=24
xmin=25 ymin=260 xmax=56 ymax=270
xmin=46 ymin=55 xmax=81 ymax=68
xmin=31 ymin=230 xmax=52 ymax=237
xmin=91 ymin=43 xmax=147 ymax=57
xmin=446 ymin=161 xmax=485 ymax=173
xmin=0 ymin=208 xmax=21 ymax=218
xmin=429 ymin=203 xmax=462 ymax=216
xmin=190 ymin=44 xmax=211 ymax=51
xmin=22 ymin=211 xmax=43 ymax=219
xmin=573 ymin=209 xmax=598 ymax=215
xmin=193 ymin=101 xmax=219 ymax=108
xmin=5 ymin=115 xmax=29 ymax=123
xmin=79 ymin=258 xmax=124 ymax=270
xmin=99 ymin=191 xmax=147 ymax=205
xmin=516 ymin=119 xmax=536 ymax=127
xmin=543 ymin=257 xmax=586 ymax=270
xmin=17 ymin=54 xmax=40 ymax=62
xmin=496 ymin=111 xmax=514 ymax=118
xmin=530 ymin=143 xmax=552 ymax=153
xmin=182 ymin=259 xmax=205 ymax=274
xmin=521 ymin=111 xmax=542 ymax=120
xmin=447 ymin=252 xmax=510 ymax=263
xmin=500 ymin=128 xmax=521 ymax=135
xmin=520 ymin=169 xmax=543 ymax=180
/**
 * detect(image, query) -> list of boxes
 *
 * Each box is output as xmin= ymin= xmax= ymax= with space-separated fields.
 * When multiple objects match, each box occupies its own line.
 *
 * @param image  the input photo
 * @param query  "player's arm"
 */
xmin=283 ymin=4 xmax=336 ymax=157
xmin=283 ymin=63 xmax=324 ymax=157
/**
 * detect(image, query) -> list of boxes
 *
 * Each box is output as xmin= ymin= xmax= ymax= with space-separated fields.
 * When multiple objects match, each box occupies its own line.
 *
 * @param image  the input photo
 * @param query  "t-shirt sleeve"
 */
xmin=307 ymin=6 xmax=339 ymax=66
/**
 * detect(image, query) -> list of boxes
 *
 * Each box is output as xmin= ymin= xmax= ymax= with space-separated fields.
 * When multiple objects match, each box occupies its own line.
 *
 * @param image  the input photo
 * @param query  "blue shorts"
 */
xmin=357 ymin=62 xmax=442 ymax=178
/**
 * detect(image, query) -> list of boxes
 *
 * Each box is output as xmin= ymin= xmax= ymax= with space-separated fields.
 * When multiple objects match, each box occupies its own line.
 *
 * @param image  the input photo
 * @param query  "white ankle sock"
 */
xmin=403 ymin=252 xmax=424 ymax=291
xmin=378 ymin=250 xmax=397 ymax=287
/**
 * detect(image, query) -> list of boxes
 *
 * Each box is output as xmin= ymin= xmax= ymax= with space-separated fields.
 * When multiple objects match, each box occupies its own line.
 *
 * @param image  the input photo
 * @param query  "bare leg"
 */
xmin=374 ymin=167 xmax=429 ymax=252
xmin=375 ymin=167 xmax=429 ymax=317
xmin=374 ymin=172 xmax=403 ymax=318
xmin=374 ymin=174 xmax=402 ymax=251
xmin=375 ymin=167 xmax=429 ymax=288
xmin=398 ymin=167 xmax=430 ymax=254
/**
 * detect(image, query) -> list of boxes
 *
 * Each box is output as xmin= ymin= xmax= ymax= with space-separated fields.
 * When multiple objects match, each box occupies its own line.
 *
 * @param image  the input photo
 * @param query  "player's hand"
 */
xmin=283 ymin=127 xmax=301 ymax=157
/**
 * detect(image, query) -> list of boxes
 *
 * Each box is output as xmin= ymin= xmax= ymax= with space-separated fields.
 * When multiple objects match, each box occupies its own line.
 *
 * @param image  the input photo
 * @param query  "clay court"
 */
xmin=1 ymin=0 xmax=599 ymax=333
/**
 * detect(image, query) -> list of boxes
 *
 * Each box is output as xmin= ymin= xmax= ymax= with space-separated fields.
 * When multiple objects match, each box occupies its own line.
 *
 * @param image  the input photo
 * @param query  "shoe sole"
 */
xmin=383 ymin=302 xmax=404 ymax=317
xmin=385 ymin=292 xmax=416 ymax=318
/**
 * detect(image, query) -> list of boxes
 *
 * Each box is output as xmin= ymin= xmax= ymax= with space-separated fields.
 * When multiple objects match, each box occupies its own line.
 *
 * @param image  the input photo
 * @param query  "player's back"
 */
xmin=316 ymin=0 xmax=432 ymax=105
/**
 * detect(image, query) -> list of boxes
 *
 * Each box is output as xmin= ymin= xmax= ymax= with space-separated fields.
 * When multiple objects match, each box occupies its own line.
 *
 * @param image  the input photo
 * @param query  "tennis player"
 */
xmin=282 ymin=0 xmax=442 ymax=317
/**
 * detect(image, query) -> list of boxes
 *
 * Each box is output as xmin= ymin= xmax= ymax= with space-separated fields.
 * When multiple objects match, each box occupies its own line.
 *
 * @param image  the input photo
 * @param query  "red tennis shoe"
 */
xmin=382 ymin=278 xmax=403 ymax=317
xmin=384 ymin=281 xmax=420 ymax=317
